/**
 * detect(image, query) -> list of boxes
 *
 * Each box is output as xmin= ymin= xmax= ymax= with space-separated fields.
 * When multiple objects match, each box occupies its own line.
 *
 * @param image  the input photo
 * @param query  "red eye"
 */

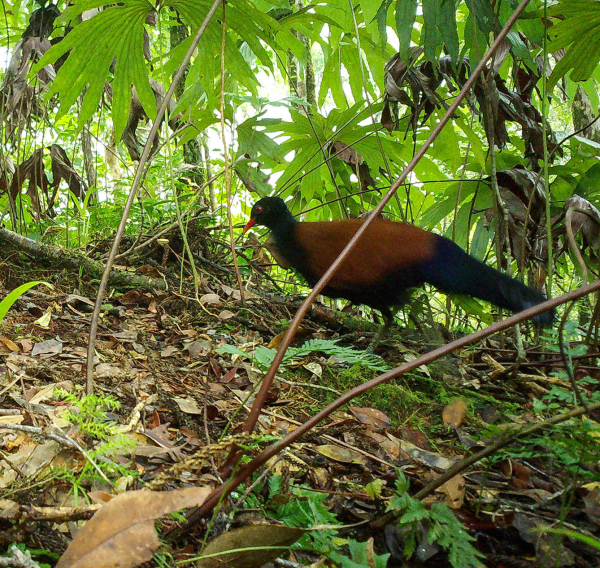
xmin=255 ymin=205 xmax=263 ymax=214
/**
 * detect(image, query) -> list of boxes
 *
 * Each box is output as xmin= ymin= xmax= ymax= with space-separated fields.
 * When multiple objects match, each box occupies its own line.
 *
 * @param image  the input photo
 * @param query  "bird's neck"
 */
xmin=269 ymin=211 xmax=297 ymax=239
xmin=269 ymin=216 xmax=310 ymax=274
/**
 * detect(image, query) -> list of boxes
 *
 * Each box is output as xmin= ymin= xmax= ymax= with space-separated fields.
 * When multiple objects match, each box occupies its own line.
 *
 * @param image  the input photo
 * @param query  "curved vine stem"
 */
xmin=239 ymin=0 xmax=534 ymax=443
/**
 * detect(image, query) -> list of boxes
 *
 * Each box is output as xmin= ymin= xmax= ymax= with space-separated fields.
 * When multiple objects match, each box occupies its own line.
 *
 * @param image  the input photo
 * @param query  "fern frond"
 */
xmin=286 ymin=339 xmax=389 ymax=372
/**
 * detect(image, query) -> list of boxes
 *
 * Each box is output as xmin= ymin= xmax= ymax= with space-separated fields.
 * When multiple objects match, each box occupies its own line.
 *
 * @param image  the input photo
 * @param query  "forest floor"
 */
xmin=1 ymin=245 xmax=600 ymax=568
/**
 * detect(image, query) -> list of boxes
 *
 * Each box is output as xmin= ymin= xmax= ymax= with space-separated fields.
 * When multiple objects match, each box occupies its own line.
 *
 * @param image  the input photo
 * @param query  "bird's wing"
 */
xmin=295 ymin=219 xmax=435 ymax=288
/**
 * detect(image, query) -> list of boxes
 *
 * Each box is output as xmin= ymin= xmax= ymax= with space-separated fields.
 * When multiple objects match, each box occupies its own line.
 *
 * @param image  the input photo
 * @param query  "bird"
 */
xmin=243 ymin=196 xmax=554 ymax=337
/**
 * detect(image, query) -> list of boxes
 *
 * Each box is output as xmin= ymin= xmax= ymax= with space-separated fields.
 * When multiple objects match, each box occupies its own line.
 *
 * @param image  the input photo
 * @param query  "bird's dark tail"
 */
xmin=421 ymin=235 xmax=554 ymax=326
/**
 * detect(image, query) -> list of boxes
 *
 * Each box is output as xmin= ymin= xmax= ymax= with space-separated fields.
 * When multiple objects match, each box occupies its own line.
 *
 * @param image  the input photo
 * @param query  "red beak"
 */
xmin=243 ymin=218 xmax=256 ymax=234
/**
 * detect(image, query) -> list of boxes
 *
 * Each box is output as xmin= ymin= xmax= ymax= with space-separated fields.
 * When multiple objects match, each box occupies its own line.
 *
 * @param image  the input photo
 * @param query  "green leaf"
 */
xmin=547 ymin=1 xmax=600 ymax=87
xmin=32 ymin=0 xmax=155 ymax=139
xmin=319 ymin=44 xmax=349 ymax=108
xmin=450 ymin=294 xmax=492 ymax=322
xmin=329 ymin=539 xmax=390 ymax=568
xmin=422 ymin=0 xmax=439 ymax=61
xmin=542 ymin=528 xmax=600 ymax=551
xmin=254 ymin=346 xmax=276 ymax=369
xmin=438 ymin=0 xmax=459 ymax=63
xmin=505 ymin=29 xmax=536 ymax=71
xmin=0 ymin=281 xmax=54 ymax=323
xmin=395 ymin=0 xmax=418 ymax=64
xmin=470 ymin=216 xmax=491 ymax=260
xmin=59 ymin=0 xmax=125 ymax=22
xmin=399 ymin=500 xmax=428 ymax=523
xmin=574 ymin=161 xmax=600 ymax=199
xmin=374 ymin=0 xmax=394 ymax=47
xmin=237 ymin=115 xmax=285 ymax=162
xmin=465 ymin=0 xmax=495 ymax=35
xmin=167 ymin=0 xmax=296 ymax=68
xmin=278 ymin=8 xmax=336 ymax=47
xmin=216 ymin=344 xmax=253 ymax=359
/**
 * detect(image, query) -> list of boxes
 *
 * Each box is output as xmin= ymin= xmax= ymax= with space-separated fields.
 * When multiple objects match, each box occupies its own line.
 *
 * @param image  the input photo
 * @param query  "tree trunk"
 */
xmin=304 ymin=34 xmax=316 ymax=109
xmin=572 ymin=85 xmax=600 ymax=143
xmin=81 ymin=122 xmax=97 ymax=200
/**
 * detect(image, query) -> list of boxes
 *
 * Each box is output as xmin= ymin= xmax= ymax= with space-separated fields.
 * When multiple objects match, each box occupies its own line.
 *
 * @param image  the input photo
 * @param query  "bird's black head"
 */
xmin=243 ymin=197 xmax=296 ymax=233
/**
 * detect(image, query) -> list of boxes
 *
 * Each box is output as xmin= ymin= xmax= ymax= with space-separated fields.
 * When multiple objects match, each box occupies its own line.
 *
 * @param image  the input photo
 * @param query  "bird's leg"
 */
xmin=368 ymin=309 xmax=395 ymax=353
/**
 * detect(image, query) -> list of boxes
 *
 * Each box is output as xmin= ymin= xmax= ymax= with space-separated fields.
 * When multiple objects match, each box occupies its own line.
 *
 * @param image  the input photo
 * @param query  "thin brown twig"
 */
xmin=482 ymin=69 xmax=525 ymax=362
xmin=21 ymin=504 xmax=102 ymax=523
xmin=85 ymin=0 xmax=223 ymax=395
xmin=270 ymin=53 xmax=348 ymax=216
xmin=232 ymin=454 xmax=285 ymax=511
xmin=113 ymin=156 xmax=246 ymax=260
xmin=585 ymin=293 xmax=600 ymax=346
xmin=220 ymin=1 xmax=245 ymax=304
xmin=203 ymin=375 xmax=222 ymax=482
xmin=519 ymin=113 xmax=600 ymax=267
xmin=557 ymin=299 xmax=591 ymax=413
xmin=347 ymin=0 xmax=405 ymax=220
xmin=565 ymin=205 xmax=589 ymax=282
xmin=242 ymin=405 xmax=397 ymax=469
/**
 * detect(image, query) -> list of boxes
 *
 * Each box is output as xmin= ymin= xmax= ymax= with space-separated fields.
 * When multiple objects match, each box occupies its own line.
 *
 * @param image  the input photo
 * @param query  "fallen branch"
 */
xmin=0 ymin=503 xmax=102 ymax=523
xmin=0 ymin=227 xmax=165 ymax=290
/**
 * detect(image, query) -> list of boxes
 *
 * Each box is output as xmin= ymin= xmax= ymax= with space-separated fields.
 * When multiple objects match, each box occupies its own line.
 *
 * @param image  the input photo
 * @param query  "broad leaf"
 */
xmin=33 ymin=0 xmax=155 ymax=139
xmin=395 ymin=0 xmax=418 ymax=64
xmin=547 ymin=0 xmax=600 ymax=87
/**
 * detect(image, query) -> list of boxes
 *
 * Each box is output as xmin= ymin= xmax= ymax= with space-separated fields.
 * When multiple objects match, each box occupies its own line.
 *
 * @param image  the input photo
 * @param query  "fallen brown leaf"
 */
xmin=200 ymin=293 xmax=221 ymax=305
xmin=0 ymin=337 xmax=19 ymax=351
xmin=349 ymin=406 xmax=391 ymax=431
xmin=55 ymin=487 xmax=212 ymax=568
xmin=442 ymin=399 xmax=468 ymax=429
xmin=31 ymin=339 xmax=62 ymax=357
xmin=197 ymin=523 xmax=304 ymax=568
xmin=314 ymin=444 xmax=365 ymax=465
xmin=441 ymin=474 xmax=465 ymax=509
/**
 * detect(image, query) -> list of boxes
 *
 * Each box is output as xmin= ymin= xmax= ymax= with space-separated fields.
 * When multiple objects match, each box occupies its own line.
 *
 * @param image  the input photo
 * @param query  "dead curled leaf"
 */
xmin=440 ymin=474 xmax=465 ymax=509
xmin=392 ymin=436 xmax=458 ymax=471
xmin=31 ymin=338 xmax=62 ymax=357
xmin=364 ymin=430 xmax=399 ymax=459
xmin=55 ymin=487 xmax=212 ymax=568
xmin=0 ymin=337 xmax=19 ymax=351
xmin=173 ymin=396 xmax=203 ymax=415
xmin=0 ymin=499 xmax=20 ymax=519
xmin=200 ymin=293 xmax=221 ymax=305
